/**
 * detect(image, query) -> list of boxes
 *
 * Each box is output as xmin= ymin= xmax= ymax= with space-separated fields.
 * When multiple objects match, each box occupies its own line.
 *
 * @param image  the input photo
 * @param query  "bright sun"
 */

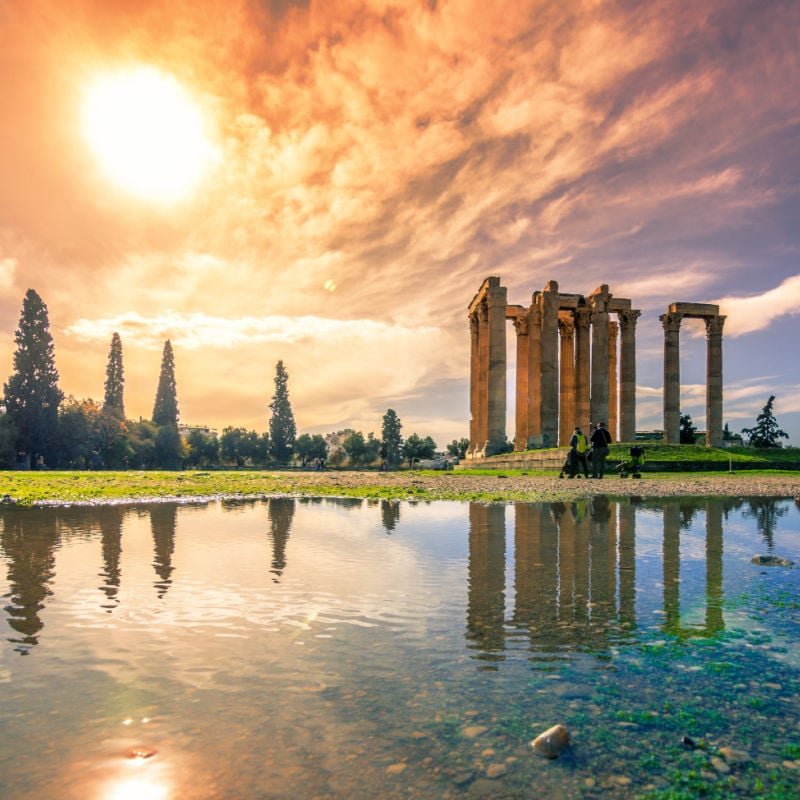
xmin=83 ymin=67 xmax=218 ymax=203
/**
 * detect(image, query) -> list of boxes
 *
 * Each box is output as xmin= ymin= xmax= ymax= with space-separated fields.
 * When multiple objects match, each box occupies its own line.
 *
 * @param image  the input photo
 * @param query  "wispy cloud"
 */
xmin=714 ymin=274 xmax=800 ymax=336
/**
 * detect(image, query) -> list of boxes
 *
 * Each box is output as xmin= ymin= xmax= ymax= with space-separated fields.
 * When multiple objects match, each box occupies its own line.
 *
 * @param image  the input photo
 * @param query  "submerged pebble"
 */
xmin=530 ymin=724 xmax=571 ymax=759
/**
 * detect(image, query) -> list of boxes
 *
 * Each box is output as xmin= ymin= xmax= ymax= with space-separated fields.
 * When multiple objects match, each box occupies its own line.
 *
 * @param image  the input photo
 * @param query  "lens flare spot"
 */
xmin=324 ymin=279 xmax=336 ymax=292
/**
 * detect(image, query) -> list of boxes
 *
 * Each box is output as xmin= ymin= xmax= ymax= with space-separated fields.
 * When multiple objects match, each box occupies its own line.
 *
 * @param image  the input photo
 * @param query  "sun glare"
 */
xmin=83 ymin=67 xmax=218 ymax=203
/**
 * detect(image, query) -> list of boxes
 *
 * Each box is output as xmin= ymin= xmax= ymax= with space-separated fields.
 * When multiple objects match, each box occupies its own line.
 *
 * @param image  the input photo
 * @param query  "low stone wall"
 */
xmin=457 ymin=449 xmax=570 ymax=471
xmin=458 ymin=452 xmax=800 ymax=472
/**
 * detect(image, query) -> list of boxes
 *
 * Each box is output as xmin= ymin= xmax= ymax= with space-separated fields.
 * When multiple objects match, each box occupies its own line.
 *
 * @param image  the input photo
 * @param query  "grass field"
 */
xmin=0 ymin=465 xmax=798 ymax=506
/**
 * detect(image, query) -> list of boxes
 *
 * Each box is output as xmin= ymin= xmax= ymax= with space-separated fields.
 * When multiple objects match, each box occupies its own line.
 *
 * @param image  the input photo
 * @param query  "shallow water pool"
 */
xmin=1 ymin=496 xmax=799 ymax=798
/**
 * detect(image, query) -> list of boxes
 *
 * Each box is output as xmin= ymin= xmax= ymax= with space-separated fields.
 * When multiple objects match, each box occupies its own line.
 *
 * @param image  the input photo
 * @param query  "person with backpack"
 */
xmin=590 ymin=421 xmax=613 ymax=478
xmin=568 ymin=426 xmax=589 ymax=478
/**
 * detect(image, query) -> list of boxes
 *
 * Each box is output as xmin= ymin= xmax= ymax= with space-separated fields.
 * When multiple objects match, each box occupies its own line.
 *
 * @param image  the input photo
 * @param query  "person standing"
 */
xmin=590 ymin=422 xmax=613 ymax=478
xmin=569 ymin=427 xmax=590 ymax=478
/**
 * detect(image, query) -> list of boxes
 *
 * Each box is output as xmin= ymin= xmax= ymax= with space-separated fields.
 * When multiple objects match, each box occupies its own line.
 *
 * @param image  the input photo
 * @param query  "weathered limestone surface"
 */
xmin=589 ymin=285 xmax=610 ymax=428
xmin=660 ymin=303 xmax=725 ymax=447
xmin=661 ymin=311 xmax=682 ymax=444
xmin=558 ymin=316 xmax=576 ymax=446
xmin=607 ymin=321 xmax=618 ymax=440
xmin=469 ymin=277 xmax=726 ymax=457
xmin=618 ymin=309 xmax=640 ymax=442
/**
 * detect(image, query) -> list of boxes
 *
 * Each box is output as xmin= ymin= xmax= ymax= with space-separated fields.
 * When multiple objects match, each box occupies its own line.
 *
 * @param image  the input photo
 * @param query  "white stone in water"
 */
xmin=530 ymin=723 xmax=571 ymax=759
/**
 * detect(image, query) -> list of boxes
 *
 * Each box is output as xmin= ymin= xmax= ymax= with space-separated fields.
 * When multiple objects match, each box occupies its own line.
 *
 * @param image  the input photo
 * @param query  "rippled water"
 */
xmin=1 ymin=496 xmax=799 ymax=799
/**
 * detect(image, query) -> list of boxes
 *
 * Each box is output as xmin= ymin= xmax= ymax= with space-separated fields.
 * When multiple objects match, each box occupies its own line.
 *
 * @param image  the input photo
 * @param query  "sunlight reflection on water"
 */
xmin=0 ymin=496 xmax=798 ymax=799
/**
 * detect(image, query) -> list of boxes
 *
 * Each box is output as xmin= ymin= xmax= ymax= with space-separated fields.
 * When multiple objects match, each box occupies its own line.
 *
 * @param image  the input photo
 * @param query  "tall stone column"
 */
xmin=660 ymin=312 xmax=683 ymax=444
xmin=513 ymin=314 xmax=529 ymax=450
xmin=540 ymin=282 xmax=560 ymax=447
xmin=526 ymin=302 xmax=542 ymax=443
xmin=618 ymin=309 xmax=640 ymax=442
xmin=477 ymin=302 xmax=489 ymax=452
xmin=590 ymin=286 xmax=610 ymax=427
xmin=607 ymin=321 xmax=618 ymax=441
xmin=469 ymin=313 xmax=480 ymax=454
xmin=704 ymin=315 xmax=726 ymax=447
xmin=574 ymin=306 xmax=591 ymax=430
xmin=486 ymin=280 xmax=508 ymax=455
xmin=558 ymin=316 xmax=576 ymax=445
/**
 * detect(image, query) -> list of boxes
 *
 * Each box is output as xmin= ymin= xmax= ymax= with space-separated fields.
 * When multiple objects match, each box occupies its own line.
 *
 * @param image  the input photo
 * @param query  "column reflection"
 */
xmin=465 ymin=504 xmax=506 ymax=665
xmin=662 ymin=499 xmax=725 ymax=639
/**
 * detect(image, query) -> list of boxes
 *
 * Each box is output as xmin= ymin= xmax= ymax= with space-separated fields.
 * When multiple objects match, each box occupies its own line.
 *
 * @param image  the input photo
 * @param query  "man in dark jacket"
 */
xmin=590 ymin=422 xmax=612 ymax=478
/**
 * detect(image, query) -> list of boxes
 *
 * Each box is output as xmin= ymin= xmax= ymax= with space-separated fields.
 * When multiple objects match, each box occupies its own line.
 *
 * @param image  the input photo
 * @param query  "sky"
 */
xmin=1 ymin=0 xmax=798 ymax=446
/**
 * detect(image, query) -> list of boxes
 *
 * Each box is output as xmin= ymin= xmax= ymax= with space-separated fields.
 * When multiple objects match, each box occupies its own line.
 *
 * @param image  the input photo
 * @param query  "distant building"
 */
xmin=178 ymin=424 xmax=218 ymax=440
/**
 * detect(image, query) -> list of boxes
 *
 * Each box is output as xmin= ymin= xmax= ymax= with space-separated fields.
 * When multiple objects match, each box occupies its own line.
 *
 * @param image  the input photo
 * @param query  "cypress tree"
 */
xmin=380 ymin=408 xmax=403 ymax=467
xmin=152 ymin=340 xmax=179 ymax=428
xmin=268 ymin=360 xmax=296 ymax=464
xmin=103 ymin=332 xmax=125 ymax=417
xmin=3 ymin=289 xmax=64 ymax=467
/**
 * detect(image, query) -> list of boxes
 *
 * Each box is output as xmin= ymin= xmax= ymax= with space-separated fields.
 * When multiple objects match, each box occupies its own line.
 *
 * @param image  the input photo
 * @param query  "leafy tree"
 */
xmin=679 ymin=414 xmax=697 ymax=444
xmin=3 ymin=289 xmax=64 ymax=467
xmin=103 ymin=332 xmax=125 ymax=417
xmin=268 ymin=360 xmax=296 ymax=464
xmin=380 ymin=409 xmax=403 ymax=467
xmin=220 ymin=427 xmax=269 ymax=467
xmin=294 ymin=433 xmax=328 ymax=467
xmin=741 ymin=395 xmax=789 ymax=448
xmin=185 ymin=429 xmax=220 ymax=468
xmin=154 ymin=424 xmax=184 ymax=469
xmin=0 ymin=413 xmax=18 ymax=468
xmin=152 ymin=340 xmax=179 ymax=428
xmin=342 ymin=431 xmax=381 ymax=466
xmin=402 ymin=433 xmax=437 ymax=466
xmin=55 ymin=397 xmax=94 ymax=468
xmin=127 ymin=419 xmax=159 ymax=469
xmin=446 ymin=438 xmax=470 ymax=459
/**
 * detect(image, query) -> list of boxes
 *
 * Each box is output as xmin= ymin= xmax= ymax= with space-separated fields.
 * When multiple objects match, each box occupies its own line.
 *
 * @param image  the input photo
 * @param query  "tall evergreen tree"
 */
xmin=380 ymin=408 xmax=403 ymax=467
xmin=152 ymin=340 xmax=179 ymax=428
xmin=3 ymin=289 xmax=64 ymax=467
xmin=741 ymin=395 xmax=789 ymax=448
xmin=103 ymin=332 xmax=125 ymax=417
xmin=268 ymin=360 xmax=296 ymax=464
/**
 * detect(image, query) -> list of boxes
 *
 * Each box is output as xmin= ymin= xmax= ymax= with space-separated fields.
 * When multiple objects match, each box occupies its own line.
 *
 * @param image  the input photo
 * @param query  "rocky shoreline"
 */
xmin=10 ymin=470 xmax=800 ymax=508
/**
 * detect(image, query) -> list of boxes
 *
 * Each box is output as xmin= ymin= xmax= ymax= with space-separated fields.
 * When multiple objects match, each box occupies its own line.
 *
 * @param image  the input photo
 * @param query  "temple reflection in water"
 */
xmin=466 ymin=497 xmax=729 ymax=665
xmin=0 ymin=496 xmax=779 ymax=656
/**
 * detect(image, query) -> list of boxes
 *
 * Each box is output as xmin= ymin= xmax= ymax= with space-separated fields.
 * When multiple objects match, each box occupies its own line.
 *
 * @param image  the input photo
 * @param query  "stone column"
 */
xmin=660 ymin=312 xmax=683 ymax=444
xmin=526 ymin=302 xmax=542 ymax=443
xmin=558 ymin=316 xmax=576 ymax=445
xmin=618 ymin=310 xmax=640 ymax=442
xmin=477 ymin=302 xmax=489 ymax=452
xmin=486 ymin=280 xmax=507 ymax=455
xmin=574 ymin=306 xmax=591 ymax=430
xmin=540 ymin=282 xmax=560 ymax=447
xmin=607 ymin=321 xmax=618 ymax=441
xmin=590 ymin=286 xmax=610 ymax=427
xmin=704 ymin=315 xmax=726 ymax=447
xmin=513 ymin=314 xmax=529 ymax=450
xmin=469 ymin=313 xmax=480 ymax=454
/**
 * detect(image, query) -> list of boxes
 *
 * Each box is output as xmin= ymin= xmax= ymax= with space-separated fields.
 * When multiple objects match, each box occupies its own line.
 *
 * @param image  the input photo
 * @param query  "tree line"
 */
xmin=0 ymin=289 xmax=468 ymax=470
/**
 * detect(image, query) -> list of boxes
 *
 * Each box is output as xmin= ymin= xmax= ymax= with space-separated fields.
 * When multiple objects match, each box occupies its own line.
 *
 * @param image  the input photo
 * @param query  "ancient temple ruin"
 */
xmin=467 ymin=277 xmax=726 ymax=458
xmin=660 ymin=303 xmax=725 ymax=446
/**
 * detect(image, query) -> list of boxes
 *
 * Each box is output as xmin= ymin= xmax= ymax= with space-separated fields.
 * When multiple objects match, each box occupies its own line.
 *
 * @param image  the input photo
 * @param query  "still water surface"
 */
xmin=1 ymin=496 xmax=799 ymax=799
